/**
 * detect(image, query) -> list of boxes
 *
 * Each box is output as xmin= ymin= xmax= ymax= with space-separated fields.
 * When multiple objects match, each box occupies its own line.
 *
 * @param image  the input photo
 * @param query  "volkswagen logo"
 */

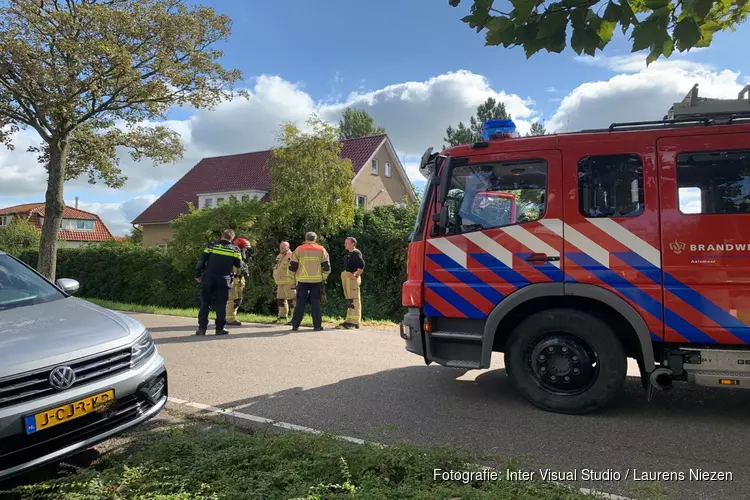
xmin=49 ymin=366 xmax=76 ymax=391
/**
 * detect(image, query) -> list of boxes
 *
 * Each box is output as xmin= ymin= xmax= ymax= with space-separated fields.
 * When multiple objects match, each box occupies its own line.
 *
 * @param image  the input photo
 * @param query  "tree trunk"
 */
xmin=37 ymin=138 xmax=69 ymax=281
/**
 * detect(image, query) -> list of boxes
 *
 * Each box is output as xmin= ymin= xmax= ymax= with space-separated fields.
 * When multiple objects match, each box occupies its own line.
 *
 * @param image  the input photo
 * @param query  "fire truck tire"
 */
xmin=504 ymin=308 xmax=627 ymax=415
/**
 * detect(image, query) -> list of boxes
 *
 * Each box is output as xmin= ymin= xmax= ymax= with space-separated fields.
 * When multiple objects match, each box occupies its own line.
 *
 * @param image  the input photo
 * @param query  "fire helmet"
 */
xmin=233 ymin=237 xmax=250 ymax=248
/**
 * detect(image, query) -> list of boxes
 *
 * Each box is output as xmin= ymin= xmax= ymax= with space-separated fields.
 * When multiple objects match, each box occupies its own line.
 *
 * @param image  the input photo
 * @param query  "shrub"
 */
xmin=15 ymin=204 xmax=417 ymax=322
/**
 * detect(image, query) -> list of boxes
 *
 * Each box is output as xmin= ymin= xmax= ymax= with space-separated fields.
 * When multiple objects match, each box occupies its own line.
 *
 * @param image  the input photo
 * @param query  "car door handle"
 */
xmin=526 ymin=253 xmax=560 ymax=263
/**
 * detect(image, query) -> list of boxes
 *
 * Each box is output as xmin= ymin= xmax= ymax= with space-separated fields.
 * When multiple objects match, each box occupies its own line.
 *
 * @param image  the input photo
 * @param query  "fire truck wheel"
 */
xmin=504 ymin=308 xmax=627 ymax=415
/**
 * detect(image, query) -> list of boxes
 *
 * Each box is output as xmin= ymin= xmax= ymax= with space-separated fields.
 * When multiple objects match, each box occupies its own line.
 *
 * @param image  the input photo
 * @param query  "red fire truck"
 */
xmin=400 ymin=84 xmax=750 ymax=414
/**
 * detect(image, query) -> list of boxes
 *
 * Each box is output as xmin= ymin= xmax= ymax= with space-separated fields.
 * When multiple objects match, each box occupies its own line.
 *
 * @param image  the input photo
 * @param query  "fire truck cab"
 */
xmin=400 ymin=85 xmax=750 ymax=414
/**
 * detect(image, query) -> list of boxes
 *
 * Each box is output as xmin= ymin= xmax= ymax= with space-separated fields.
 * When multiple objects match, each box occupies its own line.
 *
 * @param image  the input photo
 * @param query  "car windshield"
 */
xmin=0 ymin=254 xmax=65 ymax=311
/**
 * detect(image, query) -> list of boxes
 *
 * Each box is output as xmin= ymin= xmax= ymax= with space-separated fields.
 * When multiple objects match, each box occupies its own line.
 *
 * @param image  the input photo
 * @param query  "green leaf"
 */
xmin=630 ymin=13 xmax=669 ymax=52
xmin=674 ymin=17 xmax=703 ymax=51
xmin=683 ymin=0 xmax=715 ymax=19
xmin=536 ymin=11 xmax=568 ymax=38
xmin=596 ymin=20 xmax=617 ymax=45
xmin=644 ymin=0 xmax=670 ymax=9
xmin=510 ymin=0 xmax=535 ymax=25
xmin=571 ymin=25 xmax=601 ymax=55
xmin=603 ymin=1 xmax=622 ymax=22
xmin=646 ymin=46 xmax=662 ymax=65
xmin=662 ymin=36 xmax=675 ymax=57
xmin=485 ymin=19 xmax=518 ymax=46
xmin=487 ymin=16 xmax=513 ymax=32
xmin=545 ymin=29 xmax=568 ymax=53
xmin=620 ymin=0 xmax=637 ymax=33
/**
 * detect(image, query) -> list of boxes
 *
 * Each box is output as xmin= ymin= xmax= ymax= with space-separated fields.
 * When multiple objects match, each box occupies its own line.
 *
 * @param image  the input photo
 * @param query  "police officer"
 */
xmin=337 ymin=236 xmax=365 ymax=330
xmin=289 ymin=231 xmax=331 ymax=331
xmin=195 ymin=228 xmax=242 ymax=336
xmin=273 ymin=241 xmax=296 ymax=323
xmin=225 ymin=237 xmax=251 ymax=326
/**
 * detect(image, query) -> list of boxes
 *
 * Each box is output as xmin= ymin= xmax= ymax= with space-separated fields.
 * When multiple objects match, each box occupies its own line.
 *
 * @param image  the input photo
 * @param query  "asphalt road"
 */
xmin=135 ymin=312 xmax=749 ymax=500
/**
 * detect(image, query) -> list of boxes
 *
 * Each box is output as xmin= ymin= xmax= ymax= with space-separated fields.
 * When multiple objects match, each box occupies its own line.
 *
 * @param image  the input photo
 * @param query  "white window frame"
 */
xmin=60 ymin=219 xmax=94 ymax=231
xmin=0 ymin=215 xmax=11 ymax=227
xmin=204 ymin=198 xmax=213 ymax=208
xmin=156 ymin=243 xmax=168 ymax=249
xmin=356 ymin=195 xmax=367 ymax=210
xmin=216 ymin=197 xmax=225 ymax=205
xmin=385 ymin=162 xmax=392 ymax=178
xmin=371 ymin=159 xmax=378 ymax=175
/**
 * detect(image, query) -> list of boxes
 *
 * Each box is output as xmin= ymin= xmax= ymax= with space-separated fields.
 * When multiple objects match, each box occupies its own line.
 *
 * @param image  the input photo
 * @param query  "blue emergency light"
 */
xmin=482 ymin=119 xmax=517 ymax=140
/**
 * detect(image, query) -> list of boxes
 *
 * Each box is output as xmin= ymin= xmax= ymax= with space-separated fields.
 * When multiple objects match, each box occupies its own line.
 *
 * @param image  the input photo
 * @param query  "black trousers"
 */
xmin=198 ymin=273 xmax=231 ymax=331
xmin=291 ymin=282 xmax=322 ymax=329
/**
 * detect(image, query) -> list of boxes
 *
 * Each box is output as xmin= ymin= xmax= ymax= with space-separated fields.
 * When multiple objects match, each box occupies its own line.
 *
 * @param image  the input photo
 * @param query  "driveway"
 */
xmin=135 ymin=312 xmax=749 ymax=500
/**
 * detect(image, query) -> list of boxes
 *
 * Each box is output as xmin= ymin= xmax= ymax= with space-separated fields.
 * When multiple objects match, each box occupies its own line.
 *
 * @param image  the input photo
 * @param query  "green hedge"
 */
xmin=16 ymin=205 xmax=416 ymax=322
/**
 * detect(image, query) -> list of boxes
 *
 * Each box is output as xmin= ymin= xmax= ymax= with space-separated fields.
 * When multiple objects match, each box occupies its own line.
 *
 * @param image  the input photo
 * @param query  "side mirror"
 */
xmin=56 ymin=278 xmax=80 ymax=295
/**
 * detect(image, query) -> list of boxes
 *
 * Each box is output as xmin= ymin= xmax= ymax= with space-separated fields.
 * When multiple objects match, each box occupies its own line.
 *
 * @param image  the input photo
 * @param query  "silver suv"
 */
xmin=0 ymin=251 xmax=168 ymax=480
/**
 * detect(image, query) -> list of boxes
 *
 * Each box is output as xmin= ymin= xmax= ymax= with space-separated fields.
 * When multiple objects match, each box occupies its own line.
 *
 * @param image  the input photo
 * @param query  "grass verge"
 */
xmin=83 ymin=298 xmax=398 ymax=329
xmin=2 ymin=422 xmax=612 ymax=500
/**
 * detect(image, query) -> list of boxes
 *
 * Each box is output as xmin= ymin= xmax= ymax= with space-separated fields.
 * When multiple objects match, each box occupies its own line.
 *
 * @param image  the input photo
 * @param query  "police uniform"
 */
xmin=274 ymin=249 xmax=296 ymax=321
xmin=226 ymin=246 xmax=250 ymax=325
xmin=289 ymin=242 xmax=331 ymax=330
xmin=195 ymin=239 xmax=242 ymax=335
xmin=340 ymin=248 xmax=365 ymax=328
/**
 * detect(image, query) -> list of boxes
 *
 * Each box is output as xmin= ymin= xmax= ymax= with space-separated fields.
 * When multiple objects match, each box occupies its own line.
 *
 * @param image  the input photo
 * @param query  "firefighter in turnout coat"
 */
xmin=274 ymin=241 xmax=296 ymax=323
xmin=337 ymin=236 xmax=364 ymax=329
xmin=289 ymin=232 xmax=331 ymax=331
xmin=225 ymin=237 xmax=251 ymax=326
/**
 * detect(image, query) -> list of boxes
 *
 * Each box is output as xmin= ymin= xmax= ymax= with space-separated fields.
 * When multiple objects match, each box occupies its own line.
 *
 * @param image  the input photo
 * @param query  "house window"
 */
xmin=385 ymin=162 xmax=392 ymax=178
xmin=578 ymin=154 xmax=644 ymax=218
xmin=217 ymin=197 xmax=225 ymax=205
xmin=371 ymin=159 xmax=378 ymax=175
xmin=677 ymin=149 xmax=750 ymax=214
xmin=156 ymin=243 xmax=168 ymax=249
xmin=204 ymin=198 xmax=213 ymax=208
xmin=356 ymin=195 xmax=367 ymax=210
xmin=60 ymin=219 xmax=95 ymax=231
xmin=0 ymin=215 xmax=10 ymax=227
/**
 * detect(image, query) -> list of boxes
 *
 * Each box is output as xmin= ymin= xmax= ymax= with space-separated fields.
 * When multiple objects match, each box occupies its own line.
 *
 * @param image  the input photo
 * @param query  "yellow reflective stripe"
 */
xmin=209 ymin=247 xmax=241 ymax=259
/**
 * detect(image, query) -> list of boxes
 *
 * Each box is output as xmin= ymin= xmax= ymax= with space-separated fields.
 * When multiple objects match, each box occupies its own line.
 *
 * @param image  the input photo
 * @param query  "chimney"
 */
xmin=75 ymin=197 xmax=78 ymax=209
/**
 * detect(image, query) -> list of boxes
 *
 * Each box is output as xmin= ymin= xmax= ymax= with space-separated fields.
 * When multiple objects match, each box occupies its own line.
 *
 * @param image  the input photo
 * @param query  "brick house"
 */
xmin=0 ymin=202 xmax=115 ymax=248
xmin=132 ymin=134 xmax=415 ymax=248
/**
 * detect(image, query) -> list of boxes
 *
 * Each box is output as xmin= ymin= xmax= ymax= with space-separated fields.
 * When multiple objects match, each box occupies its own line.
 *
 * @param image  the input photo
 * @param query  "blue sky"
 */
xmin=2 ymin=0 xmax=749 ymax=235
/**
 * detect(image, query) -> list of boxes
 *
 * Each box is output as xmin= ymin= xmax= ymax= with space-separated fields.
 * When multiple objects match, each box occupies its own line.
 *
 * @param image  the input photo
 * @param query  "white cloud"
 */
xmin=547 ymin=55 xmax=744 ymax=133
xmin=0 ymin=70 xmax=537 ymax=201
xmin=546 ymin=87 xmax=558 ymax=93
xmin=69 ymin=195 xmax=158 ymax=236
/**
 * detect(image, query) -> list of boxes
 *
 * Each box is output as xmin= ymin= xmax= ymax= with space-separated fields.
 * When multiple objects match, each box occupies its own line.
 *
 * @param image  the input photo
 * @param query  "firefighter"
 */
xmin=289 ymin=231 xmax=331 ymax=331
xmin=225 ymin=237 xmax=251 ymax=326
xmin=274 ymin=241 xmax=296 ymax=323
xmin=337 ymin=236 xmax=365 ymax=330
xmin=195 ymin=228 xmax=242 ymax=336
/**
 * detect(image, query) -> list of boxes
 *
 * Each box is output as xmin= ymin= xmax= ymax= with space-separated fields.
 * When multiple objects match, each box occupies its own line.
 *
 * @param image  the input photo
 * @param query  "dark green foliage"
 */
xmin=16 ymin=204 xmax=418 ymax=322
xmin=451 ymin=0 xmax=750 ymax=64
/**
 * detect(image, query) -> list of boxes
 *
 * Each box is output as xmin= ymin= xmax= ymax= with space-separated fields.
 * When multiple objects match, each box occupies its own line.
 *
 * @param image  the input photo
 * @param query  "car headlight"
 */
xmin=131 ymin=331 xmax=156 ymax=368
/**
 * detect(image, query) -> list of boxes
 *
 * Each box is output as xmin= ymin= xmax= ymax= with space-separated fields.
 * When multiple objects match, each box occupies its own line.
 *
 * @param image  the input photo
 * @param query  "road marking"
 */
xmin=166 ymin=397 xmax=634 ymax=499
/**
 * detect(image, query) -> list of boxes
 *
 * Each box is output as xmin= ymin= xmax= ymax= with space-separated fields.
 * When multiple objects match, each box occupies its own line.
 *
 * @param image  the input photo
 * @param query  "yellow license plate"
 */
xmin=25 ymin=389 xmax=115 ymax=434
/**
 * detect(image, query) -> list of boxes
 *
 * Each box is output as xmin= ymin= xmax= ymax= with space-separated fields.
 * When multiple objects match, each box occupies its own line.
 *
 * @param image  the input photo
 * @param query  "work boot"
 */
xmin=195 ymin=328 xmax=207 ymax=336
xmin=215 ymin=328 xmax=230 ymax=336
xmin=313 ymin=326 xmax=324 ymax=332
xmin=336 ymin=322 xmax=351 ymax=330
xmin=226 ymin=320 xmax=242 ymax=326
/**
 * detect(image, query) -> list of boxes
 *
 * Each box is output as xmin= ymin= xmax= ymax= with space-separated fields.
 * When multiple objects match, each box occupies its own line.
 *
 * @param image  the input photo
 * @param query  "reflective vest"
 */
xmin=274 ymin=251 xmax=295 ymax=285
xmin=290 ymin=243 xmax=331 ymax=283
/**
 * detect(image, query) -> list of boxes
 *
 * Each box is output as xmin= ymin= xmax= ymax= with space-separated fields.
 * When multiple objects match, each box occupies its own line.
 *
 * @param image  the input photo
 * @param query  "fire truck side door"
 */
xmin=560 ymin=135 xmax=663 ymax=341
xmin=422 ymin=149 xmax=564 ymax=323
xmin=658 ymin=133 xmax=750 ymax=345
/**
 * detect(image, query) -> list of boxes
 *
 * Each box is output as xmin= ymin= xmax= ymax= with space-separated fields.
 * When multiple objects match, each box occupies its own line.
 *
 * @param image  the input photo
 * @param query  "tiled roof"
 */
xmin=0 ymin=203 xmax=98 ymax=220
xmin=0 ymin=203 xmax=114 ymax=242
xmin=132 ymin=134 xmax=387 ymax=224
